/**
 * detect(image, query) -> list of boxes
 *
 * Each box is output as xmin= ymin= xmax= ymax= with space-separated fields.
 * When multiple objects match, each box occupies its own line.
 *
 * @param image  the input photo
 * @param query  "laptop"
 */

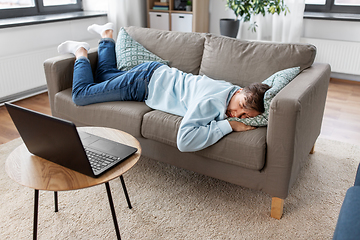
xmin=5 ymin=103 xmax=138 ymax=178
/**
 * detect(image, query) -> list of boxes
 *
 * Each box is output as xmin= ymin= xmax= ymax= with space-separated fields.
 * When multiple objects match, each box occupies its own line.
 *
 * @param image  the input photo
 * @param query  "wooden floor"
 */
xmin=1 ymin=79 xmax=360 ymax=146
xmin=0 ymin=93 xmax=51 ymax=144
xmin=321 ymin=79 xmax=360 ymax=146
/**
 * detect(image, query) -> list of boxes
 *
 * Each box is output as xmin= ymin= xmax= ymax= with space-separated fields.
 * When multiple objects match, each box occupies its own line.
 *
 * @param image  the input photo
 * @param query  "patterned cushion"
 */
xmin=227 ymin=67 xmax=300 ymax=127
xmin=115 ymin=28 xmax=169 ymax=71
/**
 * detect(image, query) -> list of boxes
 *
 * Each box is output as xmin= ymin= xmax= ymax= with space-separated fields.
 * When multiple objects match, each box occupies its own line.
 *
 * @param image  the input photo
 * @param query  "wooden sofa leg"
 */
xmin=310 ymin=144 xmax=315 ymax=154
xmin=271 ymin=197 xmax=284 ymax=220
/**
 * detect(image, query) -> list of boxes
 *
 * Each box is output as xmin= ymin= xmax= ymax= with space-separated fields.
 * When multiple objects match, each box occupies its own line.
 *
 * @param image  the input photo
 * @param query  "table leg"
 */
xmin=54 ymin=191 xmax=58 ymax=212
xmin=105 ymin=182 xmax=121 ymax=240
xmin=33 ymin=189 xmax=39 ymax=240
xmin=119 ymin=175 xmax=132 ymax=209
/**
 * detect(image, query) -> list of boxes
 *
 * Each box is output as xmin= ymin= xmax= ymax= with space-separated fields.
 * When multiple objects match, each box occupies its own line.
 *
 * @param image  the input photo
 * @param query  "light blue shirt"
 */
xmin=145 ymin=65 xmax=240 ymax=152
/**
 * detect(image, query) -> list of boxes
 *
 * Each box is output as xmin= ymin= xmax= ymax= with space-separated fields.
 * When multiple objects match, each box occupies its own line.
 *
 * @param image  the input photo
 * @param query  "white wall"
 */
xmin=0 ymin=0 xmax=108 ymax=100
xmin=302 ymin=18 xmax=360 ymax=81
xmin=83 ymin=0 xmax=108 ymax=12
xmin=1 ymin=0 xmax=360 ymax=100
xmin=0 ymin=17 xmax=107 ymax=58
xmin=208 ymin=0 xmax=360 ymax=42
xmin=0 ymin=0 xmax=108 ymax=59
xmin=208 ymin=0 xmax=360 ymax=80
xmin=303 ymin=18 xmax=360 ymax=42
xmin=3 ymin=0 xmax=358 ymax=61
xmin=209 ymin=0 xmax=234 ymax=36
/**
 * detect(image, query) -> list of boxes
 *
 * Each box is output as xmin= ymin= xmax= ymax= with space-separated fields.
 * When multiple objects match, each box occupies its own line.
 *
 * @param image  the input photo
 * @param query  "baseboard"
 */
xmin=331 ymin=72 xmax=360 ymax=83
xmin=330 ymin=78 xmax=360 ymax=86
xmin=0 ymin=85 xmax=48 ymax=106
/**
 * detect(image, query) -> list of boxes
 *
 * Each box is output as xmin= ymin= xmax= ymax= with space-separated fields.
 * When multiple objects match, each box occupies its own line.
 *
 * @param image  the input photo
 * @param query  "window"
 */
xmin=0 ymin=0 xmax=82 ymax=19
xmin=305 ymin=0 xmax=360 ymax=14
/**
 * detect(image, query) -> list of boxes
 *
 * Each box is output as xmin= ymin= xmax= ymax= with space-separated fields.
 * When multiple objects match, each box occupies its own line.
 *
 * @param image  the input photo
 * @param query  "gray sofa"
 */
xmin=44 ymin=26 xmax=331 ymax=219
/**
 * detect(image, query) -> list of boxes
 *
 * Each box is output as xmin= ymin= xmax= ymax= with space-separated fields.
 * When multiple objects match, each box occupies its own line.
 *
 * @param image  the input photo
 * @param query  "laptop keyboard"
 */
xmin=85 ymin=148 xmax=120 ymax=172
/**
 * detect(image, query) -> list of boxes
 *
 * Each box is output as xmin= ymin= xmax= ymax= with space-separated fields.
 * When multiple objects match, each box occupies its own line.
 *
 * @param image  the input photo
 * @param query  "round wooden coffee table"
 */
xmin=5 ymin=127 xmax=141 ymax=240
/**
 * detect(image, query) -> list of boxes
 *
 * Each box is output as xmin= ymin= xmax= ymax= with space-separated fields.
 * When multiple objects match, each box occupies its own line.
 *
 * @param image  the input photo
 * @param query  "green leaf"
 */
xmin=225 ymin=0 xmax=288 ymax=31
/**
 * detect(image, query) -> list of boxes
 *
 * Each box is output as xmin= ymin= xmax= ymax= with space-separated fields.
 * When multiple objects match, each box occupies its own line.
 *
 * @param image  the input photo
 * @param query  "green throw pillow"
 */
xmin=115 ymin=28 xmax=169 ymax=71
xmin=228 ymin=67 xmax=300 ymax=127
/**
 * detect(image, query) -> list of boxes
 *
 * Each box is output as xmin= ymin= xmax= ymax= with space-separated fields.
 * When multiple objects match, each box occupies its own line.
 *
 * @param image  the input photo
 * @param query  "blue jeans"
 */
xmin=72 ymin=39 xmax=163 ymax=106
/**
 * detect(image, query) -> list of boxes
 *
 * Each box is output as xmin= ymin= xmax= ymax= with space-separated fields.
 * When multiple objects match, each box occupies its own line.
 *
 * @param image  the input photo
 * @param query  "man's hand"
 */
xmin=228 ymin=120 xmax=256 ymax=132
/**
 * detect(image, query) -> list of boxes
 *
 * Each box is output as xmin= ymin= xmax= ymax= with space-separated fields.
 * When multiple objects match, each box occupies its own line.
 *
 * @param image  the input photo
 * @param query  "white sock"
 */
xmin=57 ymin=41 xmax=90 ymax=55
xmin=87 ymin=22 xmax=114 ymax=36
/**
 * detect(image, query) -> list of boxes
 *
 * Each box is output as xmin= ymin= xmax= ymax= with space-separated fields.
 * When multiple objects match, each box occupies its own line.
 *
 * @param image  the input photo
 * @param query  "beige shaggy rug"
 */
xmin=1 ymin=137 xmax=359 ymax=240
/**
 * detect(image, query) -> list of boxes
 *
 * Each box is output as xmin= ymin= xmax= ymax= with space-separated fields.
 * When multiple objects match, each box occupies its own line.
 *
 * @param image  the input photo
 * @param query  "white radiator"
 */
xmin=0 ymin=39 xmax=98 ymax=102
xmin=0 ymin=47 xmax=57 ymax=101
xmin=301 ymin=38 xmax=360 ymax=76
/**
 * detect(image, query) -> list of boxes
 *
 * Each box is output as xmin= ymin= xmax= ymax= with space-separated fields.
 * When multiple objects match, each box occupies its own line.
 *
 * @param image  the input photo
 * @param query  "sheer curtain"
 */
xmin=239 ymin=0 xmax=305 ymax=43
xmin=107 ymin=0 xmax=147 ymax=39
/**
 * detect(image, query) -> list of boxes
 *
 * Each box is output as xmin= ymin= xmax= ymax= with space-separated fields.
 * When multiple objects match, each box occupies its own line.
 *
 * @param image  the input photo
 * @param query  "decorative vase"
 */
xmin=220 ymin=19 xmax=240 ymax=38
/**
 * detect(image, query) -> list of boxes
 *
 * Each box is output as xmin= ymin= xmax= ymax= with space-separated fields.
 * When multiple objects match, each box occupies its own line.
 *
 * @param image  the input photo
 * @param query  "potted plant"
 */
xmin=220 ymin=0 xmax=289 ymax=38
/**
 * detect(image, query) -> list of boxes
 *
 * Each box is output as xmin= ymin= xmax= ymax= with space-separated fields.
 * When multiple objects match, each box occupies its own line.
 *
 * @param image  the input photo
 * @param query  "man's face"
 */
xmin=226 ymin=89 xmax=261 ymax=119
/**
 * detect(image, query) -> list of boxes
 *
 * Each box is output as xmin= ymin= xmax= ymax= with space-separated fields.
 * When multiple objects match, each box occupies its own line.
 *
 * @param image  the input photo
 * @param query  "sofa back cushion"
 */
xmin=199 ymin=34 xmax=316 ymax=87
xmin=124 ymin=26 xmax=206 ymax=75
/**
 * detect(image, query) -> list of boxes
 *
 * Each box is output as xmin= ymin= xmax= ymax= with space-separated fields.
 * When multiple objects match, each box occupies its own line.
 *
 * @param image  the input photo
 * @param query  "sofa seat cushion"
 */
xmin=142 ymin=110 xmax=267 ymax=170
xmin=199 ymin=34 xmax=316 ymax=87
xmin=54 ymin=88 xmax=152 ymax=138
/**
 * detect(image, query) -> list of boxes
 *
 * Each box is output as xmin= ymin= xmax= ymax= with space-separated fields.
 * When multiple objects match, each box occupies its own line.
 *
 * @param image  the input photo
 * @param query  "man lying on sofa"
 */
xmin=57 ymin=23 xmax=270 ymax=152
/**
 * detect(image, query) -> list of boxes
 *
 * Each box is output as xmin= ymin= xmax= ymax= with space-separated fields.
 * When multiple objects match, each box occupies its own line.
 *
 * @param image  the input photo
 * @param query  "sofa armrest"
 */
xmin=264 ymin=63 xmax=331 ymax=199
xmin=333 ymin=163 xmax=360 ymax=240
xmin=43 ymin=48 xmax=98 ymax=115
xmin=333 ymin=185 xmax=360 ymax=240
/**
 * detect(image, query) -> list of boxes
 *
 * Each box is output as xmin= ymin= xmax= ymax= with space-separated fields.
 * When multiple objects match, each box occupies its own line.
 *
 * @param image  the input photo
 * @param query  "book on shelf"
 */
xmin=153 ymin=6 xmax=169 ymax=10
xmin=153 ymin=1 xmax=169 ymax=10
xmin=154 ymin=1 xmax=169 ymax=6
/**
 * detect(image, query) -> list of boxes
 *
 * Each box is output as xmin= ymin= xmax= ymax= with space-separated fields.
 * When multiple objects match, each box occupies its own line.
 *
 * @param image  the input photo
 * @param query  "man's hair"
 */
xmin=242 ymin=83 xmax=271 ymax=113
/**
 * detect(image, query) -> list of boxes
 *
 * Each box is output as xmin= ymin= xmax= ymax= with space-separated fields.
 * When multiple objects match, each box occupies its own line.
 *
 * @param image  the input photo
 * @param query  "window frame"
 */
xmin=0 ymin=0 xmax=83 ymax=19
xmin=305 ymin=0 xmax=360 ymax=14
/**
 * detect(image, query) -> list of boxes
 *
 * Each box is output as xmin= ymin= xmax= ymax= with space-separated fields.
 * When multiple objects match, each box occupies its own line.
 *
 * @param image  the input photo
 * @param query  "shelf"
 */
xmin=149 ymin=10 xmax=193 ymax=14
xmin=171 ymin=10 xmax=193 ymax=14
xmin=149 ymin=10 xmax=170 ymax=13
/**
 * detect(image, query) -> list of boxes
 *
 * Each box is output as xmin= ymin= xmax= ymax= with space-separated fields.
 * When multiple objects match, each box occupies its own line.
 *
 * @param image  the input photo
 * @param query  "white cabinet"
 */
xmin=171 ymin=13 xmax=193 ymax=32
xmin=149 ymin=12 xmax=169 ymax=31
